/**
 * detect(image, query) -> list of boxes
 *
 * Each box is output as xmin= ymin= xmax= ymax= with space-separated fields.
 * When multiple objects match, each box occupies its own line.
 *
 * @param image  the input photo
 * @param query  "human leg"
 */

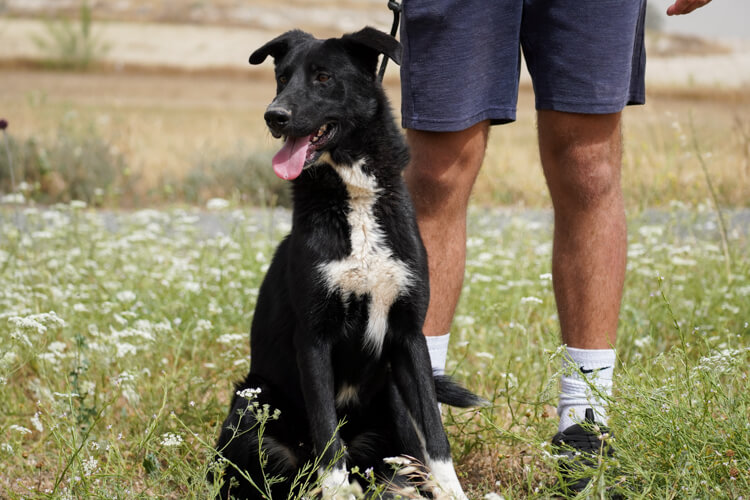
xmin=404 ymin=122 xmax=489 ymax=372
xmin=401 ymin=0 xmax=522 ymax=373
xmin=538 ymin=110 xmax=626 ymax=350
xmin=537 ymin=110 xmax=626 ymax=432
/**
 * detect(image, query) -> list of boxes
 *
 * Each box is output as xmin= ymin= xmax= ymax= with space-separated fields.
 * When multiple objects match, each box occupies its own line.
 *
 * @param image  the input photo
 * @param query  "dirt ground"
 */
xmin=2 ymin=2 xmax=750 ymax=87
xmin=1 ymin=5 xmax=749 ymax=204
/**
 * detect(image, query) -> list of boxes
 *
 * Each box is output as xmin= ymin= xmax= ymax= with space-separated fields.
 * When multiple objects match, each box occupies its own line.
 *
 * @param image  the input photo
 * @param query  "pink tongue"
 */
xmin=272 ymin=135 xmax=312 ymax=180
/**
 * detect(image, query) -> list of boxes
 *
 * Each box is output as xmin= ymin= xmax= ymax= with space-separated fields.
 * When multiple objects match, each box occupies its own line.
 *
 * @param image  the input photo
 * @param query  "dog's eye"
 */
xmin=316 ymin=73 xmax=331 ymax=83
xmin=278 ymin=75 xmax=288 ymax=85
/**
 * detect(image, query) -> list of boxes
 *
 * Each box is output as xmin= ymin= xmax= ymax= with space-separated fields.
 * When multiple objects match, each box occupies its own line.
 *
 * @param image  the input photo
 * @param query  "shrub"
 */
xmin=172 ymin=148 xmax=291 ymax=208
xmin=31 ymin=0 xmax=110 ymax=70
xmin=0 ymin=120 xmax=133 ymax=205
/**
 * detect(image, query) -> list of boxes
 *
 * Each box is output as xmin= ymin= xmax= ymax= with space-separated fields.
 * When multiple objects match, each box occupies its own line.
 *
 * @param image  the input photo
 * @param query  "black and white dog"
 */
xmin=213 ymin=27 xmax=484 ymax=499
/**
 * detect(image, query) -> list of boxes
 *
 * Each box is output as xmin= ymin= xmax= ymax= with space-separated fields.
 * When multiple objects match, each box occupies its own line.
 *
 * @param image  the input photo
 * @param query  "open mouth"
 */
xmin=272 ymin=123 xmax=336 ymax=181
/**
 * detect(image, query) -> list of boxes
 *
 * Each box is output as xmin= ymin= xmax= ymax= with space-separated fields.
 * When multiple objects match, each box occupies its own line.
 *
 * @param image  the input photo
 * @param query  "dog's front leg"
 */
xmin=391 ymin=337 xmax=469 ymax=500
xmin=296 ymin=340 xmax=355 ymax=500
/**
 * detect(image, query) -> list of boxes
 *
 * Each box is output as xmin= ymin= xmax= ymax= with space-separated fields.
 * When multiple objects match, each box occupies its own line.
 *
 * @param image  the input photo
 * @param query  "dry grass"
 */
xmin=466 ymin=89 xmax=750 ymax=208
xmin=3 ymin=67 xmax=749 ymax=207
xmin=1 ymin=69 xmax=273 ymax=189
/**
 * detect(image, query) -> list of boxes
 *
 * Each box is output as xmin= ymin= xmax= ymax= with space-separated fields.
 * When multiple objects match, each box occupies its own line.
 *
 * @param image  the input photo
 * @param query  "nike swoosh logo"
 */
xmin=580 ymin=366 xmax=612 ymax=374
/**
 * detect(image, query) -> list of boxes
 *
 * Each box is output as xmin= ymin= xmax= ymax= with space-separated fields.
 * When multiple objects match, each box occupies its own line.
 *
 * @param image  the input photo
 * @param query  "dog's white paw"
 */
xmin=429 ymin=486 xmax=469 ymax=500
xmin=426 ymin=458 xmax=469 ymax=500
xmin=320 ymin=466 xmax=360 ymax=500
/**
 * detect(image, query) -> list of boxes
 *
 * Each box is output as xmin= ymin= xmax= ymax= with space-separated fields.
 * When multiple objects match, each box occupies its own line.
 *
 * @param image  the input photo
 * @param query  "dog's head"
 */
xmin=250 ymin=27 xmax=402 ymax=180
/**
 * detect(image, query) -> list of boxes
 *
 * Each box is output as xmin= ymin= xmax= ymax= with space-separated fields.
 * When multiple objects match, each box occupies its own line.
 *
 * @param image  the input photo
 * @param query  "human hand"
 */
xmin=666 ymin=0 xmax=712 ymax=16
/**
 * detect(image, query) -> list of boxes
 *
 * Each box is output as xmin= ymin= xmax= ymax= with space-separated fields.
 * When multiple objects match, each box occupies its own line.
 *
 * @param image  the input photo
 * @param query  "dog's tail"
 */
xmin=434 ymin=375 xmax=489 ymax=408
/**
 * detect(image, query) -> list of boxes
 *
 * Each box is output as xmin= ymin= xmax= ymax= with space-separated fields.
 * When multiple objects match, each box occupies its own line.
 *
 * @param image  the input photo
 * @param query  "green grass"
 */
xmin=1 ymin=202 xmax=748 ymax=498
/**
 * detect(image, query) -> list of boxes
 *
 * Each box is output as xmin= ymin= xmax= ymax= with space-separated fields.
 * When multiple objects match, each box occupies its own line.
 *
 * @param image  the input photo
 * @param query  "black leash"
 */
xmin=377 ymin=0 xmax=402 ymax=82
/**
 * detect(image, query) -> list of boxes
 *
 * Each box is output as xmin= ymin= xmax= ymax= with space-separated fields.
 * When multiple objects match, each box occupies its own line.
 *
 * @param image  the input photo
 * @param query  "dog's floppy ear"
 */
xmin=249 ymin=29 xmax=313 ymax=65
xmin=340 ymin=26 xmax=402 ymax=75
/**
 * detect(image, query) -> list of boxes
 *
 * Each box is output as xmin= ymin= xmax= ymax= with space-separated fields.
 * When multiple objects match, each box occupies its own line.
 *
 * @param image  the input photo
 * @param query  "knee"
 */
xmin=405 ymin=154 xmax=468 ymax=205
xmin=539 ymin=113 xmax=623 ymax=212
xmin=551 ymin=149 xmax=622 ymax=211
xmin=404 ymin=124 xmax=488 ymax=213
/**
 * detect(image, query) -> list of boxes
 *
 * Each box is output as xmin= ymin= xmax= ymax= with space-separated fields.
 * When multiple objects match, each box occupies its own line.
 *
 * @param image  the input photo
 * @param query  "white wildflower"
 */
xmin=113 ymin=371 xmax=136 ymax=386
xmin=1 ymin=351 xmax=18 ymax=369
xmin=48 ymin=341 xmax=67 ymax=353
xmin=671 ymin=257 xmax=696 ymax=266
xmin=471 ymin=273 xmax=493 ymax=283
xmin=520 ymin=296 xmax=543 ymax=304
xmin=634 ymin=336 xmax=651 ymax=348
xmin=694 ymin=348 xmax=749 ymax=375
xmin=73 ymin=303 xmax=89 ymax=313
xmin=9 ymin=316 xmax=47 ymax=335
xmin=206 ymin=198 xmax=230 ymax=210
xmin=217 ymin=333 xmax=246 ymax=345
xmin=721 ymin=304 xmax=740 ymax=315
xmin=9 ymin=424 xmax=32 ymax=435
xmin=31 ymin=230 xmax=54 ymax=240
xmin=30 ymin=412 xmax=44 ymax=432
xmin=115 ymin=291 xmax=136 ymax=303
xmin=454 ymin=315 xmax=475 ymax=327
xmin=534 ymin=242 xmax=552 ymax=256
xmin=82 ymin=456 xmax=98 ymax=476
xmin=208 ymin=301 xmax=223 ymax=315
xmin=638 ymin=225 xmax=664 ymax=238
xmin=1 ymin=193 xmax=25 ymax=204
xmin=160 ymin=432 xmax=183 ymax=447
xmin=476 ymin=251 xmax=493 ymax=262
xmin=484 ymin=494 xmax=505 ymax=500
xmin=122 ymin=386 xmax=139 ymax=405
xmin=115 ymin=342 xmax=137 ymax=358
xmin=499 ymin=372 xmax=518 ymax=389
xmin=383 ymin=456 xmax=411 ymax=466
xmin=195 ymin=319 xmax=213 ymax=333
xmin=80 ymin=381 xmax=96 ymax=396
xmin=236 ymin=387 xmax=262 ymax=400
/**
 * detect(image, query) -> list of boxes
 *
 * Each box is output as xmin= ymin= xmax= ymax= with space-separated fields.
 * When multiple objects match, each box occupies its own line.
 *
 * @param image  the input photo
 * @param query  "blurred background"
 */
xmin=1 ymin=0 xmax=748 ymax=209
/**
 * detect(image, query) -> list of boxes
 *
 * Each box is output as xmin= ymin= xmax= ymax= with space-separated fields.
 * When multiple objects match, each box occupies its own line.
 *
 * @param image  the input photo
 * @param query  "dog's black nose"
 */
xmin=264 ymin=107 xmax=292 ymax=130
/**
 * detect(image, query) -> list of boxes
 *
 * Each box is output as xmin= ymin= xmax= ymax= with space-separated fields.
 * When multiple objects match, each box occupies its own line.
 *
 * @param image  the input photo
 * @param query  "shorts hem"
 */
xmin=535 ymin=95 xmax=645 ymax=114
xmin=402 ymin=108 xmax=516 ymax=132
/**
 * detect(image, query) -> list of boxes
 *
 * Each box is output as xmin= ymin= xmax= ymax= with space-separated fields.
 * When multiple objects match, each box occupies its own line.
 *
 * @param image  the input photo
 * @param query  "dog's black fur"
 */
xmin=213 ymin=27 xmax=483 ymax=500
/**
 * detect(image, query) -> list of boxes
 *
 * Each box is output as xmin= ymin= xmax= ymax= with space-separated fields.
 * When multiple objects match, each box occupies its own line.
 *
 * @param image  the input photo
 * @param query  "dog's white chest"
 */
xmin=318 ymin=161 xmax=412 ymax=356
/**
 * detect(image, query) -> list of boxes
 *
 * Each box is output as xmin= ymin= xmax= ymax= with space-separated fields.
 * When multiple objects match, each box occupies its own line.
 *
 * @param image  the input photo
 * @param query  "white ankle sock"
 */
xmin=425 ymin=333 xmax=451 ymax=376
xmin=557 ymin=346 xmax=615 ymax=432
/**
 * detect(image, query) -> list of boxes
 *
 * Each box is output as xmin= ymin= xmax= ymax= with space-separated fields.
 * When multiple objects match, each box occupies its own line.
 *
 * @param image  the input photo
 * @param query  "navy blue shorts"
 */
xmin=400 ymin=0 xmax=647 ymax=131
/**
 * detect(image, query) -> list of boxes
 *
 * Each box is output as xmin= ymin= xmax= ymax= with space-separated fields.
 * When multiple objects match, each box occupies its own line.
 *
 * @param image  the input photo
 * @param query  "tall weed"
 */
xmin=0 ymin=115 xmax=132 ymax=205
xmin=31 ymin=1 xmax=110 ymax=70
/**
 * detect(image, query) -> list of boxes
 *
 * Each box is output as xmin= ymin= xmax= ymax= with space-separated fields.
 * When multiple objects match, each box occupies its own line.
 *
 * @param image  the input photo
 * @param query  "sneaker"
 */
xmin=551 ymin=408 xmax=613 ymax=495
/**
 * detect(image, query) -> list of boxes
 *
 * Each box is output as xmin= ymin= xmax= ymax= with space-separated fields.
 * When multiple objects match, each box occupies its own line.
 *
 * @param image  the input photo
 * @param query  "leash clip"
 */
xmin=377 ymin=0 xmax=402 ymax=82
